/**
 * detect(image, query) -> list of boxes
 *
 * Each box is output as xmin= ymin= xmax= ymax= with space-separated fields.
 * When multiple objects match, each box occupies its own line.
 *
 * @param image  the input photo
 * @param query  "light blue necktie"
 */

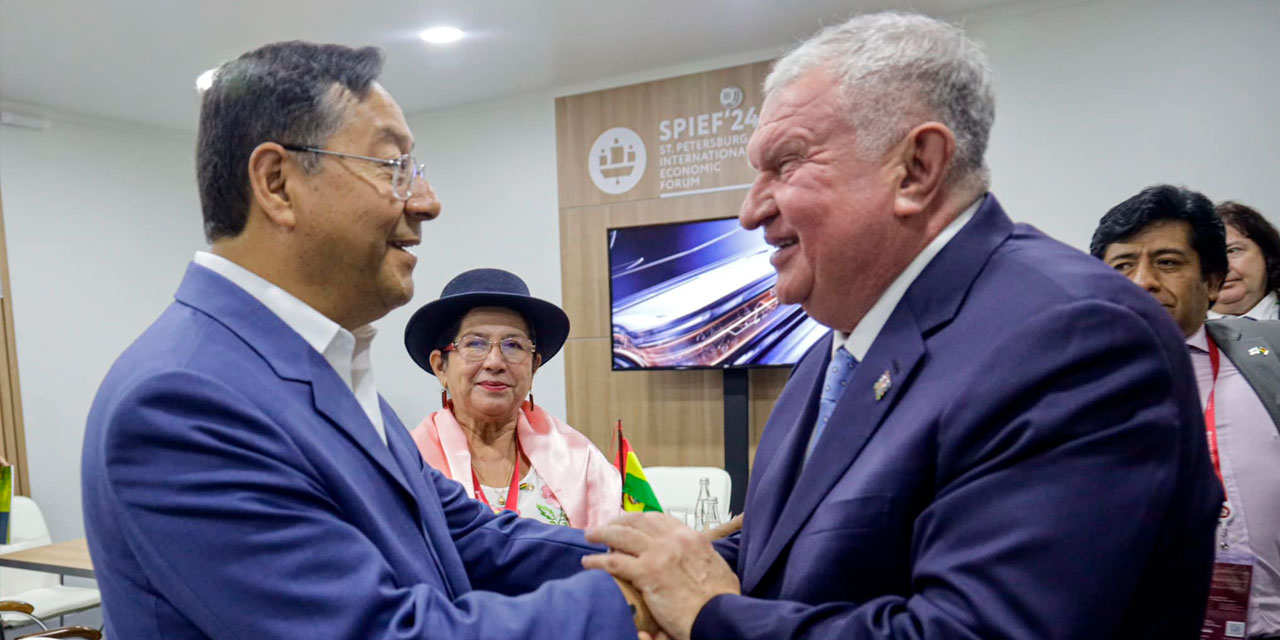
xmin=804 ymin=346 xmax=857 ymax=463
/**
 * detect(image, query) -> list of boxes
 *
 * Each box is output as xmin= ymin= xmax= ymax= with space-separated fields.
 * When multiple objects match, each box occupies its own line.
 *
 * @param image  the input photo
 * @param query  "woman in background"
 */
xmin=1212 ymin=201 xmax=1280 ymax=320
xmin=404 ymin=268 xmax=620 ymax=528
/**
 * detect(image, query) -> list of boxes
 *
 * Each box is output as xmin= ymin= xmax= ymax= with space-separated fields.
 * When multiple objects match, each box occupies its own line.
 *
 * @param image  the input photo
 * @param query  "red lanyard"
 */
xmin=471 ymin=442 xmax=521 ymax=515
xmin=1204 ymin=336 xmax=1223 ymax=486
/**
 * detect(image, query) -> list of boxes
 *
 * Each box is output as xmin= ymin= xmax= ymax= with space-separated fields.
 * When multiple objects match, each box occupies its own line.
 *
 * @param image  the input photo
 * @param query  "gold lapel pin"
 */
xmin=873 ymin=370 xmax=892 ymax=400
xmin=1248 ymin=346 xmax=1270 ymax=356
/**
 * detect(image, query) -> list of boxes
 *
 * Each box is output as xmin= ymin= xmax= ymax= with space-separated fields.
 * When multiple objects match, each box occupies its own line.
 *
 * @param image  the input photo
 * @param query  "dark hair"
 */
xmin=433 ymin=311 xmax=538 ymax=371
xmin=197 ymin=41 xmax=384 ymax=241
xmin=1217 ymin=201 xmax=1280 ymax=297
xmin=1089 ymin=185 xmax=1227 ymax=281
xmin=435 ymin=317 xmax=465 ymax=356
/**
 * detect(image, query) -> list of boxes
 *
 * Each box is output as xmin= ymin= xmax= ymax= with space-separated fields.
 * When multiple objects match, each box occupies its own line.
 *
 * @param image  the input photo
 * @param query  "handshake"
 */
xmin=583 ymin=513 xmax=744 ymax=640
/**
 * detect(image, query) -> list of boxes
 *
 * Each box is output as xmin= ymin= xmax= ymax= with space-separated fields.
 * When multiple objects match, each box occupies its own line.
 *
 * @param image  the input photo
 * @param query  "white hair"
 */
xmin=765 ymin=12 xmax=995 ymax=191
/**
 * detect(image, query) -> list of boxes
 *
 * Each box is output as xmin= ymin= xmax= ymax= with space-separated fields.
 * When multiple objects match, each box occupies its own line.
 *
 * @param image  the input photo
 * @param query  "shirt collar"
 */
xmin=1185 ymin=324 xmax=1209 ymax=353
xmin=192 ymin=251 xmax=377 ymax=367
xmin=1207 ymin=291 xmax=1278 ymax=321
xmin=833 ymin=196 xmax=983 ymax=361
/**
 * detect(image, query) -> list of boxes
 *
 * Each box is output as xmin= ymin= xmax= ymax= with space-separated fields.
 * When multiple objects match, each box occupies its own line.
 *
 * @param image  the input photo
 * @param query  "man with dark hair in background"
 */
xmin=1093 ymin=185 xmax=1280 ymax=639
xmin=81 ymin=41 xmax=651 ymax=639
xmin=585 ymin=12 xmax=1221 ymax=640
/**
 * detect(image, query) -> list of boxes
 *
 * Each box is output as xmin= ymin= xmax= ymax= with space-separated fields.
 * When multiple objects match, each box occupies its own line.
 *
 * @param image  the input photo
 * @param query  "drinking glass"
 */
xmin=667 ymin=507 xmax=692 ymax=527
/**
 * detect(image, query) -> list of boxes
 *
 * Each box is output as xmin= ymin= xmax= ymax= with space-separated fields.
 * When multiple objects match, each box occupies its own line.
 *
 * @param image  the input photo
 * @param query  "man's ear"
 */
xmin=247 ymin=142 xmax=299 ymax=230
xmin=1206 ymin=272 xmax=1225 ymax=304
xmin=892 ymin=122 xmax=955 ymax=218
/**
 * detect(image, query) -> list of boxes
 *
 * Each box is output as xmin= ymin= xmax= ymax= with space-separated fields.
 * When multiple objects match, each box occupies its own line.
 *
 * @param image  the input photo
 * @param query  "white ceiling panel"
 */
xmin=1 ymin=0 xmax=1023 ymax=131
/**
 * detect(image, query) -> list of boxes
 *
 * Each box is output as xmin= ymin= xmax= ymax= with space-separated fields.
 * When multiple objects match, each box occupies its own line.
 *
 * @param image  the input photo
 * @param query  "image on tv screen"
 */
xmin=608 ymin=217 xmax=828 ymax=370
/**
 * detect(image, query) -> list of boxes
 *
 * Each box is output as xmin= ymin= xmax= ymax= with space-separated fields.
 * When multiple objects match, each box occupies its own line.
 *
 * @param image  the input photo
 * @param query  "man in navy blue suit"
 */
xmin=81 ymin=41 xmax=650 ymax=639
xmin=585 ymin=12 xmax=1221 ymax=640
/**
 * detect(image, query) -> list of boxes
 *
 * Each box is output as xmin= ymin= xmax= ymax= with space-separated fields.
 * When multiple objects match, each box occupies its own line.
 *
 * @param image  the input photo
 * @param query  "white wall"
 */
xmin=974 ymin=0 xmax=1280 ymax=246
xmin=0 ymin=108 xmax=203 ymax=540
xmin=380 ymin=97 xmax=567 ymax=425
xmin=1 ymin=0 xmax=1277 ymax=541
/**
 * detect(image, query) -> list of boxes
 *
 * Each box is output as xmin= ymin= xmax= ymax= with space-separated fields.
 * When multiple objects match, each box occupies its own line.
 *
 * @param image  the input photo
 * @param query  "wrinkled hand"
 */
xmin=584 ymin=512 xmax=740 ymax=640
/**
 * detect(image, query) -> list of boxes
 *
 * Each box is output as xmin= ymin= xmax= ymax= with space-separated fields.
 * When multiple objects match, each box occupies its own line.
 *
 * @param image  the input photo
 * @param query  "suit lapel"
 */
xmin=745 ymin=313 xmax=925 ymax=590
xmin=740 ymin=337 xmax=828 ymax=586
xmin=382 ymin=403 xmax=456 ymax=598
xmin=383 ymin=403 xmax=445 ymax=530
xmin=1207 ymin=319 xmax=1280 ymax=433
xmin=307 ymin=356 xmax=415 ymax=498
xmin=741 ymin=194 xmax=1014 ymax=591
xmin=175 ymin=263 xmax=416 ymax=499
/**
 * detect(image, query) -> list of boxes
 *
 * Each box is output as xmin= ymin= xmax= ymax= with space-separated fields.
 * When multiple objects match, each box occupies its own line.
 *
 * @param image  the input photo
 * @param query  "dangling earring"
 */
xmin=441 ymin=389 xmax=453 ymax=411
xmin=526 ymin=391 xmax=535 ymax=412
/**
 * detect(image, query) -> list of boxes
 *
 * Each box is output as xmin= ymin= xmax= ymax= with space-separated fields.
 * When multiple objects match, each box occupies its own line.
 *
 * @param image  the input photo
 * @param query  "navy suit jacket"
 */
xmin=694 ymin=196 xmax=1222 ymax=639
xmin=81 ymin=264 xmax=634 ymax=639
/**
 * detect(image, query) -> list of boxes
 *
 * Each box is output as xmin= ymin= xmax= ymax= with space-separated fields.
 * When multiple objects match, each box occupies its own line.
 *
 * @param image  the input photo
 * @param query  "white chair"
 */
xmin=0 ymin=497 xmax=100 ymax=632
xmin=644 ymin=466 xmax=732 ymax=519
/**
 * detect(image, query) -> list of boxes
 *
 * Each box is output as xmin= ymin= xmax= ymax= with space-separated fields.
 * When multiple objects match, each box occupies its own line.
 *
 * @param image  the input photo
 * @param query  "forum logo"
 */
xmin=719 ymin=85 xmax=744 ymax=109
xmin=588 ymin=127 xmax=646 ymax=195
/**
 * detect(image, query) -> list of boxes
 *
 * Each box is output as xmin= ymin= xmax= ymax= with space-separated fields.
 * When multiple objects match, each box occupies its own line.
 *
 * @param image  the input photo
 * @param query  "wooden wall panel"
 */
xmin=748 ymin=368 xmax=789 ymax=467
xmin=0 ymin=185 xmax=30 ymax=496
xmin=556 ymin=60 xmax=799 ymax=474
xmin=565 ymin=339 xmax=789 ymax=472
xmin=564 ymin=338 xmax=724 ymax=467
xmin=556 ymin=60 xmax=771 ymax=209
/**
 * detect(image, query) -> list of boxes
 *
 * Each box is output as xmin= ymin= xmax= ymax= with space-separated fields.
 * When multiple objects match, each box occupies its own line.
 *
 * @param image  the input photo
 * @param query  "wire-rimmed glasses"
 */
xmin=281 ymin=144 xmax=426 ymax=200
xmin=443 ymin=335 xmax=537 ymax=364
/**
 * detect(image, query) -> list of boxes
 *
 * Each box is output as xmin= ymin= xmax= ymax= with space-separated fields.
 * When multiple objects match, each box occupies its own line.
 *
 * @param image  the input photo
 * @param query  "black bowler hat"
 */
xmin=404 ymin=268 xmax=571 ymax=374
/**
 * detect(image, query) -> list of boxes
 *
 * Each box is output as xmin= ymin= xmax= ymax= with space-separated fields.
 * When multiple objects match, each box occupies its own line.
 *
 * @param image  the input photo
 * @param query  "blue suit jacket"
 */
xmin=695 ymin=196 xmax=1222 ymax=639
xmin=81 ymin=264 xmax=634 ymax=639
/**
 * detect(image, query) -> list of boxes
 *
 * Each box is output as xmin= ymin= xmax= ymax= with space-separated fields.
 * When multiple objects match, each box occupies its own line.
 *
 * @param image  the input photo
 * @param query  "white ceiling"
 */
xmin=1 ymin=0 xmax=1023 ymax=132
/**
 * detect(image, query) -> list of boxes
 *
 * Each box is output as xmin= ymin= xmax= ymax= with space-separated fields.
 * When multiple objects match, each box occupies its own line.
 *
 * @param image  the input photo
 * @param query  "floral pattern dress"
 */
xmin=477 ymin=467 xmax=571 ymax=527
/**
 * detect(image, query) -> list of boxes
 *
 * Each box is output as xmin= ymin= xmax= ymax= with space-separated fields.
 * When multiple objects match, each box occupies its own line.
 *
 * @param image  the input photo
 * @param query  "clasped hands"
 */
xmin=583 ymin=513 xmax=743 ymax=640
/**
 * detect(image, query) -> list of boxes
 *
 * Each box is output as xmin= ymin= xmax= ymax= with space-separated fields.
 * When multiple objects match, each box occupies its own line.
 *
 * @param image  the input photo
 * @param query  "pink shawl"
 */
xmin=411 ymin=401 xmax=622 ymax=529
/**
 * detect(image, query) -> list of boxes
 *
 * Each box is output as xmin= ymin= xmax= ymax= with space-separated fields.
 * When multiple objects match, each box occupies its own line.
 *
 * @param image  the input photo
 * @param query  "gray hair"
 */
xmin=196 ymin=41 xmax=384 ymax=242
xmin=765 ymin=12 xmax=995 ymax=192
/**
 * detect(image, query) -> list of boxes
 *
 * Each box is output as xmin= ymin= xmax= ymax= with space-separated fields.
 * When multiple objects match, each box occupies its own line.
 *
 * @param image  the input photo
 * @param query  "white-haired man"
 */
xmin=585 ymin=12 xmax=1220 ymax=640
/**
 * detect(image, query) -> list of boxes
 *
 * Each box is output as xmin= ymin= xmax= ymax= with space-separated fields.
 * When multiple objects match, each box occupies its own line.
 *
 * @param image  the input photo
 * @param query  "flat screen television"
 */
xmin=608 ymin=216 xmax=828 ymax=370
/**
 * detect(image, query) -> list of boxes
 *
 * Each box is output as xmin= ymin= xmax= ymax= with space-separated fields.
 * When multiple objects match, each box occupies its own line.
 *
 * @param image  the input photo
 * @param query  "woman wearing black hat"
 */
xmin=404 ymin=268 xmax=621 ymax=528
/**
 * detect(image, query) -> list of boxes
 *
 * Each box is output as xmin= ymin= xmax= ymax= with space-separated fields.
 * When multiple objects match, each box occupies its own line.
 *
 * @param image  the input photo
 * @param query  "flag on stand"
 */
xmin=0 ymin=457 xmax=11 ymax=543
xmin=613 ymin=420 xmax=662 ymax=513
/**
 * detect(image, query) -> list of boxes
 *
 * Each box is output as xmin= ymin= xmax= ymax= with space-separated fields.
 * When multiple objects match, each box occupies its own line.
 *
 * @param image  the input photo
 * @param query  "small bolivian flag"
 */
xmin=614 ymin=420 xmax=663 ymax=513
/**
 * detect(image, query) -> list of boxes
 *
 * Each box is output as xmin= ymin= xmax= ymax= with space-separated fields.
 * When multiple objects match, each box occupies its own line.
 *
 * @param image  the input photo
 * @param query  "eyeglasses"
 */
xmin=443 ymin=335 xmax=537 ymax=364
xmin=281 ymin=144 xmax=426 ymax=200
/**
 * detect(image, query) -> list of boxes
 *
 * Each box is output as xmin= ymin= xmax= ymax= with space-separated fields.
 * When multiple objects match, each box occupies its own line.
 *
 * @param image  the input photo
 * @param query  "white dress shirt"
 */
xmin=193 ymin=251 xmax=387 ymax=444
xmin=1208 ymin=292 xmax=1279 ymax=322
xmin=1244 ymin=292 xmax=1280 ymax=321
xmin=832 ymin=197 xmax=982 ymax=359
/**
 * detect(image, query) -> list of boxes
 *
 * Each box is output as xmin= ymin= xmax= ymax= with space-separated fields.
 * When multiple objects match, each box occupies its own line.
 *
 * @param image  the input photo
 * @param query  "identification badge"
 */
xmin=1200 ymin=552 xmax=1254 ymax=640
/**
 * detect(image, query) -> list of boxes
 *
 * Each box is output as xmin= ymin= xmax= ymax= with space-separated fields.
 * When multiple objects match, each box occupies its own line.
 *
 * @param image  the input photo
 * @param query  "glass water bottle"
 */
xmin=694 ymin=478 xmax=712 ymax=531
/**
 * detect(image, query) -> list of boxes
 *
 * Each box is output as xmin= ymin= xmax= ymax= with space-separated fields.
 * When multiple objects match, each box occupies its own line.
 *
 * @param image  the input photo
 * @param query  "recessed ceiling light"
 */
xmin=419 ymin=26 xmax=464 ymax=44
xmin=195 ymin=68 xmax=218 ymax=93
